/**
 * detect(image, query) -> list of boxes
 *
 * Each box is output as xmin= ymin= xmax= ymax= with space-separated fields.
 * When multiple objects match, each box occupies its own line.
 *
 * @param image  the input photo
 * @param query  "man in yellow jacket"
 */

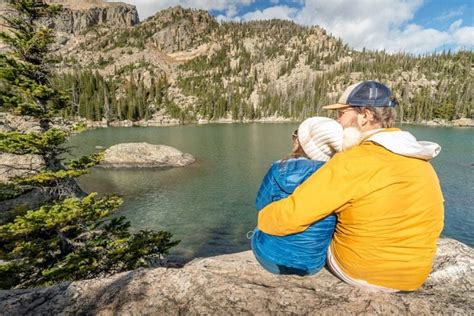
xmin=258 ymin=81 xmax=444 ymax=291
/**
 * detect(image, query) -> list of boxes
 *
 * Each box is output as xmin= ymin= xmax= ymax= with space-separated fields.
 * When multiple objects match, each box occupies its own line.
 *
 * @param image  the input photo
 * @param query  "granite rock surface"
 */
xmin=0 ymin=238 xmax=472 ymax=315
xmin=100 ymin=142 xmax=195 ymax=168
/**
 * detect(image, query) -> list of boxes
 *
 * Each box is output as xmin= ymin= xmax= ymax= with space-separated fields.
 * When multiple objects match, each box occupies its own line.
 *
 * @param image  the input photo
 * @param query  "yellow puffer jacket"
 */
xmin=258 ymin=129 xmax=444 ymax=291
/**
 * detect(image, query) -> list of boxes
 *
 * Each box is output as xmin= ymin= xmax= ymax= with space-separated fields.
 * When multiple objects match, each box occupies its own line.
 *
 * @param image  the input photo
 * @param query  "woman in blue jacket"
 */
xmin=251 ymin=117 xmax=344 ymax=275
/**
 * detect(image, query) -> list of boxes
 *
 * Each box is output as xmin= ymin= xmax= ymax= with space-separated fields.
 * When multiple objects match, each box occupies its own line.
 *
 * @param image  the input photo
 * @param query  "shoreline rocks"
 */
xmin=416 ymin=117 xmax=474 ymax=127
xmin=82 ymin=117 xmax=474 ymax=128
xmin=452 ymin=117 xmax=474 ymax=127
xmin=99 ymin=142 xmax=195 ymax=168
xmin=0 ymin=238 xmax=471 ymax=314
xmin=1 ymin=112 xmax=472 ymax=134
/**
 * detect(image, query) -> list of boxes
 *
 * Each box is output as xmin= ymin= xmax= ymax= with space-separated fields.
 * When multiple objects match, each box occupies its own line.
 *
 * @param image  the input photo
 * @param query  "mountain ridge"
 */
xmin=4 ymin=3 xmax=472 ymax=123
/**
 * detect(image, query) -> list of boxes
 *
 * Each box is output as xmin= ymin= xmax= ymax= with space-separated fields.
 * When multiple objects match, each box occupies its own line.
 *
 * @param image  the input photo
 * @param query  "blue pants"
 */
xmin=251 ymin=214 xmax=336 ymax=276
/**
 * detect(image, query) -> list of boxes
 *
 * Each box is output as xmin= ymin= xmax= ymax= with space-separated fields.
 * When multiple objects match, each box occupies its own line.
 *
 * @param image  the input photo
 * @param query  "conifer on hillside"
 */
xmin=0 ymin=0 xmax=179 ymax=289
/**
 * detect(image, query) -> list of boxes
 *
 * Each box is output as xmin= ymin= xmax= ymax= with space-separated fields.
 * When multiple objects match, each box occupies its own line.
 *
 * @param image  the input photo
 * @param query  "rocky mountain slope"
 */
xmin=49 ymin=0 xmax=138 ymax=36
xmin=3 ymin=3 xmax=473 ymax=123
xmin=0 ymin=238 xmax=472 ymax=314
xmin=0 ymin=0 xmax=138 ymax=35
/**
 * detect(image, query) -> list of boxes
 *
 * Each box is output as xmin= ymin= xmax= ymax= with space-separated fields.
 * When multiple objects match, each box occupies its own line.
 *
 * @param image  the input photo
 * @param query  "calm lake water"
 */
xmin=67 ymin=123 xmax=474 ymax=261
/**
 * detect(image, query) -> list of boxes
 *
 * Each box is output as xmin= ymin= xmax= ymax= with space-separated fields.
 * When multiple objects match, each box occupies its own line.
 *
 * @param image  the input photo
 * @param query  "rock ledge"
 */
xmin=0 ymin=238 xmax=472 ymax=314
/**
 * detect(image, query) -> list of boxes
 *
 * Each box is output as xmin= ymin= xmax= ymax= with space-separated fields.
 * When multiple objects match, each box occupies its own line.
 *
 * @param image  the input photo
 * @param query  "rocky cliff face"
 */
xmin=144 ymin=6 xmax=218 ymax=54
xmin=52 ymin=6 xmax=138 ymax=35
xmin=49 ymin=2 xmax=139 ymax=34
xmin=0 ymin=238 xmax=472 ymax=314
xmin=0 ymin=0 xmax=139 ymax=35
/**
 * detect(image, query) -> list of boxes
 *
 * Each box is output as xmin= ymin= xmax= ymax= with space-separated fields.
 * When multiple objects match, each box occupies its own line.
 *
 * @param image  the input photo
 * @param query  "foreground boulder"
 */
xmin=99 ymin=142 xmax=195 ymax=168
xmin=0 ymin=153 xmax=45 ymax=183
xmin=0 ymin=238 xmax=472 ymax=314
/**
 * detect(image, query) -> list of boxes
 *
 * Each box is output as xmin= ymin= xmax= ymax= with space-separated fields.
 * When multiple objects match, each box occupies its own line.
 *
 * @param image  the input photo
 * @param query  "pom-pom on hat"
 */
xmin=297 ymin=117 xmax=343 ymax=162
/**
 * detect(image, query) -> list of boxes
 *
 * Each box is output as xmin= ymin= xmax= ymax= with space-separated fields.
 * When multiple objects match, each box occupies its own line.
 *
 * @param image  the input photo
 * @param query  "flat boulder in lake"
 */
xmin=100 ymin=142 xmax=195 ymax=168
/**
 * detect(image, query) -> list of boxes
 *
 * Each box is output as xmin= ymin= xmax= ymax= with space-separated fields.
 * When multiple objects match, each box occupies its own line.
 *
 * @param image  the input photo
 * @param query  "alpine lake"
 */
xmin=67 ymin=123 xmax=474 ymax=262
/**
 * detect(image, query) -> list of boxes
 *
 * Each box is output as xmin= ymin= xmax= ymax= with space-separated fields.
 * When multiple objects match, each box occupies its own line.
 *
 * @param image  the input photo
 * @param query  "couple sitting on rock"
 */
xmin=251 ymin=81 xmax=444 ymax=292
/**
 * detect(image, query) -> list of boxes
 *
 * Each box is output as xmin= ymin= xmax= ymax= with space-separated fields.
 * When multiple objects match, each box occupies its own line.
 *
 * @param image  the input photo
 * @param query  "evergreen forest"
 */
xmin=47 ymin=8 xmax=473 ymax=123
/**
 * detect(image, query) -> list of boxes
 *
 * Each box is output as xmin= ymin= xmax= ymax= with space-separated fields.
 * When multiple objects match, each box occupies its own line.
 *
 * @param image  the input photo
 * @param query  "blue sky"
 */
xmin=115 ymin=0 xmax=473 ymax=54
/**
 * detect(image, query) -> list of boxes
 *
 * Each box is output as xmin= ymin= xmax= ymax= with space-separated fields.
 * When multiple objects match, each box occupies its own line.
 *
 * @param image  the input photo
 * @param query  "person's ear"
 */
xmin=358 ymin=109 xmax=373 ymax=126
xmin=365 ymin=109 xmax=375 ymax=122
xmin=357 ymin=110 xmax=367 ymax=126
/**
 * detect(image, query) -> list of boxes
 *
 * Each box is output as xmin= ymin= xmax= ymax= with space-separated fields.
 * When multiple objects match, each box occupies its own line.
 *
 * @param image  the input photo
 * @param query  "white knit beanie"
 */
xmin=297 ymin=117 xmax=343 ymax=161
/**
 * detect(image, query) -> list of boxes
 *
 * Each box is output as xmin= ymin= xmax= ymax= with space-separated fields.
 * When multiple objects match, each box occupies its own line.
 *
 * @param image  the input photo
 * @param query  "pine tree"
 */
xmin=0 ymin=0 xmax=67 ymax=128
xmin=0 ymin=0 xmax=179 ymax=289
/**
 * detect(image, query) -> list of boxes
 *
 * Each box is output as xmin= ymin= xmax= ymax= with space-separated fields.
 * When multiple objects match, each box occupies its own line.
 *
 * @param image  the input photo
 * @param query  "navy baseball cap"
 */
xmin=323 ymin=81 xmax=397 ymax=109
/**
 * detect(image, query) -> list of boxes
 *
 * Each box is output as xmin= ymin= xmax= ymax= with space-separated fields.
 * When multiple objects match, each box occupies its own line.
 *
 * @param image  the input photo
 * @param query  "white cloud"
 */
xmin=112 ymin=0 xmax=473 ymax=54
xmin=453 ymin=26 xmax=474 ymax=48
xmin=436 ymin=6 xmax=465 ymax=22
xmin=449 ymin=19 xmax=463 ymax=32
xmin=111 ymin=0 xmax=255 ymax=20
xmin=293 ymin=0 xmax=428 ymax=52
xmin=225 ymin=5 xmax=238 ymax=18
xmin=236 ymin=0 xmax=473 ymax=54
xmin=241 ymin=5 xmax=298 ymax=21
xmin=387 ymin=25 xmax=452 ymax=54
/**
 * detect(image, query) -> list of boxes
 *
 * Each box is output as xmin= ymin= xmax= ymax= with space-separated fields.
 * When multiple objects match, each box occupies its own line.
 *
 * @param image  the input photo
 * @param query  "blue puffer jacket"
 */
xmin=251 ymin=157 xmax=336 ymax=275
